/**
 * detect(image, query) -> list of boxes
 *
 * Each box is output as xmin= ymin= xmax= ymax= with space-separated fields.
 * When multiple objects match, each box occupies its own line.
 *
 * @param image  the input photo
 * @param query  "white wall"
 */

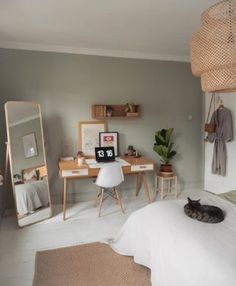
xmin=204 ymin=92 xmax=236 ymax=193
xmin=0 ymin=48 xmax=203 ymax=207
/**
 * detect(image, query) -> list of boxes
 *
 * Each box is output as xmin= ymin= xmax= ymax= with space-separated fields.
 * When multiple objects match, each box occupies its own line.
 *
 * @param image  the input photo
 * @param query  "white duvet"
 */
xmin=15 ymin=181 xmax=49 ymax=216
xmin=112 ymin=191 xmax=236 ymax=286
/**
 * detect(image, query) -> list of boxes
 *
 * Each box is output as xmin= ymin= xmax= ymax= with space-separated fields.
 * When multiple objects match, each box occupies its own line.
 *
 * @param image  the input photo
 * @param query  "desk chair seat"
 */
xmin=94 ymin=163 xmax=125 ymax=217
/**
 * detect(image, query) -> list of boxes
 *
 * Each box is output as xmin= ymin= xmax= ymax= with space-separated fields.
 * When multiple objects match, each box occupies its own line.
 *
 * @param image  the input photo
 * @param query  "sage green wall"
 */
xmin=9 ymin=118 xmax=44 ymax=175
xmin=0 ymin=48 xmax=203 ymax=206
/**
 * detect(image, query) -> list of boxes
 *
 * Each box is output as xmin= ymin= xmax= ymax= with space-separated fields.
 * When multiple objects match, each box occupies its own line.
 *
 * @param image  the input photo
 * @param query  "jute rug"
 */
xmin=33 ymin=242 xmax=151 ymax=286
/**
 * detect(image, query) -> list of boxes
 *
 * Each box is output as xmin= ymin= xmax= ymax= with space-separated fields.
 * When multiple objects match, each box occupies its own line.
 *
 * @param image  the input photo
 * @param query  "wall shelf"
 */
xmin=91 ymin=104 xmax=140 ymax=119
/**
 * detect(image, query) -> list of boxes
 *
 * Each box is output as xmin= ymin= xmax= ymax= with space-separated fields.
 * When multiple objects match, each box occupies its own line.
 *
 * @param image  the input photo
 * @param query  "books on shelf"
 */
xmin=93 ymin=105 xmax=106 ymax=118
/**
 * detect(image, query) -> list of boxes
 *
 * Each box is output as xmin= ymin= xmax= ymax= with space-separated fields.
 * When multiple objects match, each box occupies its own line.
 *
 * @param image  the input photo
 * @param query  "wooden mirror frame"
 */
xmin=4 ymin=101 xmax=52 ymax=227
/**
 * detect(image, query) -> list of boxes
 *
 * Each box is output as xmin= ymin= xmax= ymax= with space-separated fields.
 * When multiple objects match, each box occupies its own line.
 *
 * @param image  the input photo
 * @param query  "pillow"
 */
xmin=23 ymin=169 xmax=39 ymax=183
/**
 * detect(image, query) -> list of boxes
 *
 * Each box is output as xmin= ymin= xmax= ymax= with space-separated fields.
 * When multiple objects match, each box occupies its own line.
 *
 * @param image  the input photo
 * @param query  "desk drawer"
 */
xmin=62 ymin=169 xmax=88 ymax=177
xmin=131 ymin=164 xmax=153 ymax=172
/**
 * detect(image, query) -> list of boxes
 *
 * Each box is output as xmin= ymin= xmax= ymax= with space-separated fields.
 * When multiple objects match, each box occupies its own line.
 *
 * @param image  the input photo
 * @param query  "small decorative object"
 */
xmin=78 ymin=121 xmax=107 ymax=156
xmin=191 ymin=0 xmax=236 ymax=92
xmin=126 ymin=145 xmax=136 ymax=156
xmin=95 ymin=147 xmax=115 ymax=162
xmin=99 ymin=132 xmax=119 ymax=156
xmin=125 ymin=102 xmax=138 ymax=117
xmin=77 ymin=151 xmax=85 ymax=166
xmin=106 ymin=106 xmax=113 ymax=117
xmin=184 ymin=198 xmax=225 ymax=223
xmin=13 ymin=174 xmax=22 ymax=185
xmin=22 ymin=133 xmax=38 ymax=158
xmin=135 ymin=150 xmax=140 ymax=158
xmin=125 ymin=103 xmax=135 ymax=113
xmin=153 ymin=128 xmax=177 ymax=173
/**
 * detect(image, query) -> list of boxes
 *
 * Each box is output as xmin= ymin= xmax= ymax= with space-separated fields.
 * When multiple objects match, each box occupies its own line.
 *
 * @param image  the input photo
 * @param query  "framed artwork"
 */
xmin=99 ymin=132 xmax=119 ymax=156
xmin=78 ymin=121 xmax=107 ymax=156
xmin=22 ymin=133 xmax=38 ymax=158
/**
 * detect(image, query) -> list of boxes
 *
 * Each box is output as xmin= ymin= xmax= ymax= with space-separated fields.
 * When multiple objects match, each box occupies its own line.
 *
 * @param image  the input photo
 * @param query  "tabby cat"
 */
xmin=184 ymin=197 xmax=225 ymax=223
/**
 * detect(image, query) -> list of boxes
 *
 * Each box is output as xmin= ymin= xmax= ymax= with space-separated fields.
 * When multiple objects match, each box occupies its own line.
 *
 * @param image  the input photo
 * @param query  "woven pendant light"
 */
xmin=191 ymin=0 xmax=236 ymax=93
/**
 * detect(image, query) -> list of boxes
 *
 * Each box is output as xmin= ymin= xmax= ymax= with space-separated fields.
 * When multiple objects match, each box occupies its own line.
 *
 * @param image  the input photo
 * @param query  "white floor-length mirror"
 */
xmin=5 ymin=101 xmax=52 ymax=227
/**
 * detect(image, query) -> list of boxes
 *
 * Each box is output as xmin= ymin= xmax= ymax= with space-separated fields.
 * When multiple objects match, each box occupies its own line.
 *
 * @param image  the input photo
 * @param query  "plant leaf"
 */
xmin=165 ymin=128 xmax=173 ymax=146
xmin=153 ymin=128 xmax=176 ymax=164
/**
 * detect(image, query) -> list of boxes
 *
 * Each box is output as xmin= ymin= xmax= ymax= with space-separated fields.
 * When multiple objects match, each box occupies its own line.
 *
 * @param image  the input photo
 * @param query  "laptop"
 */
xmin=95 ymin=147 xmax=115 ymax=163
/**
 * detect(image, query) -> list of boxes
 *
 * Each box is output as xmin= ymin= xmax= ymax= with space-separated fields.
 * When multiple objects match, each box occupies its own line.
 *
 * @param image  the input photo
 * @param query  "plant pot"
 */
xmin=160 ymin=164 xmax=172 ymax=172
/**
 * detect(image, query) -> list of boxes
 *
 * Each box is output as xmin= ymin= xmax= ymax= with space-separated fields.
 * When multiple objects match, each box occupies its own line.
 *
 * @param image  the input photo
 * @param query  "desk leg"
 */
xmin=143 ymin=172 xmax=152 ymax=204
xmin=63 ymin=178 xmax=67 ymax=221
xmin=136 ymin=173 xmax=142 ymax=196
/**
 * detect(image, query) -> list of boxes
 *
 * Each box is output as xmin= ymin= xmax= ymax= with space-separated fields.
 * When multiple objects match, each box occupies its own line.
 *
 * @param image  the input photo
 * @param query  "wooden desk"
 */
xmin=59 ymin=156 xmax=156 ymax=220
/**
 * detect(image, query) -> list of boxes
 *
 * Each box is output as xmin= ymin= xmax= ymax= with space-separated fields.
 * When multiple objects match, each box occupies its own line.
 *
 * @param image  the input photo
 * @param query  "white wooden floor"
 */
xmin=0 ymin=192 xmax=151 ymax=286
xmin=0 ymin=190 xmax=198 ymax=286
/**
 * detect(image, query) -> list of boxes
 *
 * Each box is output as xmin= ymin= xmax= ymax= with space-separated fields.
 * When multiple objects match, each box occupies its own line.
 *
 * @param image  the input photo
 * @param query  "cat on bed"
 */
xmin=184 ymin=197 xmax=225 ymax=223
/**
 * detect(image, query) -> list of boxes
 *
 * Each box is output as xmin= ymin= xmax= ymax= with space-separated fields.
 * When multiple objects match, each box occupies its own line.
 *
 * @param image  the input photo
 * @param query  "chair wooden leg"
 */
xmin=113 ymin=187 xmax=119 ymax=205
xmin=98 ymin=188 xmax=104 ymax=217
xmin=94 ymin=187 xmax=102 ymax=207
xmin=115 ymin=188 xmax=125 ymax=214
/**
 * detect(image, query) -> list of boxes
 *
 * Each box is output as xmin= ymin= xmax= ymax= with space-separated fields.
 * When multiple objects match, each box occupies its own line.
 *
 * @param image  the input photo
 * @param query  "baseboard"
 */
xmin=51 ymin=180 xmax=203 ymax=205
xmin=51 ymin=186 xmax=138 ymax=204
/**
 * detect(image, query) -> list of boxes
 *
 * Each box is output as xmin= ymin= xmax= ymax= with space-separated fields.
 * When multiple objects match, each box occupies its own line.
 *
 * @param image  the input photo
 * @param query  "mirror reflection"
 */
xmin=5 ymin=101 xmax=52 ymax=227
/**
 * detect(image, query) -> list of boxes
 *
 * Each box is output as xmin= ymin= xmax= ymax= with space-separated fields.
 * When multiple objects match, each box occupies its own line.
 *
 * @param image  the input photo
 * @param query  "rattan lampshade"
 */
xmin=191 ymin=0 xmax=236 ymax=93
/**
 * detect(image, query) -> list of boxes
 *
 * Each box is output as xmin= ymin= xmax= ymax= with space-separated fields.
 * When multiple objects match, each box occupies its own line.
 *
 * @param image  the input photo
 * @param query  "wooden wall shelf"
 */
xmin=91 ymin=104 xmax=140 ymax=119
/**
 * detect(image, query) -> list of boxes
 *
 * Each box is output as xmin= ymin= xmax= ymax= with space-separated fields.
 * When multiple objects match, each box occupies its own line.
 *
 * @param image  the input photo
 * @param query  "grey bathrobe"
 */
xmin=207 ymin=108 xmax=233 ymax=176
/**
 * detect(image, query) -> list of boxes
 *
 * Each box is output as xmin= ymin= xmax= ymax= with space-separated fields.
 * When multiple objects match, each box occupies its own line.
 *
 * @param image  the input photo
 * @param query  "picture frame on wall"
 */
xmin=99 ymin=132 xmax=119 ymax=156
xmin=22 ymin=132 xmax=38 ymax=158
xmin=78 ymin=121 xmax=107 ymax=156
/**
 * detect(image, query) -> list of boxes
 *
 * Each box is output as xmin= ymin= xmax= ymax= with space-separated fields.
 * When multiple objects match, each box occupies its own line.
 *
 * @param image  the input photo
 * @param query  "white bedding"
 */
xmin=112 ymin=191 xmax=236 ymax=286
xmin=15 ymin=181 xmax=49 ymax=216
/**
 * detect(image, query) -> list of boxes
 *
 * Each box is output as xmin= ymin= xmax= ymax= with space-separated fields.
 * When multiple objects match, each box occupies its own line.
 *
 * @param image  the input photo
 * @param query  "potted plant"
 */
xmin=124 ymin=102 xmax=135 ymax=113
xmin=153 ymin=128 xmax=177 ymax=172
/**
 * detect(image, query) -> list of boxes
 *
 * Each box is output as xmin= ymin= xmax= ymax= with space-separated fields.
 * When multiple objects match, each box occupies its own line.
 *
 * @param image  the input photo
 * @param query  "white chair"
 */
xmin=94 ymin=163 xmax=125 ymax=217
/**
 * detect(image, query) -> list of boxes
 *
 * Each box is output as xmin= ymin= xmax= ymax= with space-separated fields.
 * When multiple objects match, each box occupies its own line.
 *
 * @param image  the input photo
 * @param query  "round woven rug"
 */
xmin=33 ymin=242 xmax=151 ymax=286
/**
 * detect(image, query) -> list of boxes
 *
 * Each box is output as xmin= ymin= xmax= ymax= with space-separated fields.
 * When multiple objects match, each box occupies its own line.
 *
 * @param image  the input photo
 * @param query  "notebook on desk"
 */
xmin=95 ymin=147 xmax=115 ymax=163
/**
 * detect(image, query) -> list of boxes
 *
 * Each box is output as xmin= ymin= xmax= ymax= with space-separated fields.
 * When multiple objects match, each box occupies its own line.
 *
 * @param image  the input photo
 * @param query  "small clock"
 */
xmin=95 ymin=147 xmax=115 ymax=163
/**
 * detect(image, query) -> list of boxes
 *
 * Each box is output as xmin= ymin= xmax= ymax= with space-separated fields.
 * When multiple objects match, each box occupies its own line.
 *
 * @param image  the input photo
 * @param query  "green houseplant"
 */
xmin=124 ymin=102 xmax=135 ymax=113
xmin=153 ymin=128 xmax=177 ymax=172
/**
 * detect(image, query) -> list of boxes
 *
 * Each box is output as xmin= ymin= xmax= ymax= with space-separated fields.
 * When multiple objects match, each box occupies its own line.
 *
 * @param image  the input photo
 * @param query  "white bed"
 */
xmin=112 ymin=191 xmax=236 ymax=286
xmin=15 ymin=180 xmax=49 ymax=216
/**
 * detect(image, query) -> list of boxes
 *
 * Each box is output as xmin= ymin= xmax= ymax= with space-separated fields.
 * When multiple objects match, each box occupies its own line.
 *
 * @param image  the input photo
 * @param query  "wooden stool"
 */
xmin=155 ymin=174 xmax=178 ymax=200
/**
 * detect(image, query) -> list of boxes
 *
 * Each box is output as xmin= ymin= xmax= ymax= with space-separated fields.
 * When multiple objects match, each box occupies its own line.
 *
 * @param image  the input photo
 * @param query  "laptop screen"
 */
xmin=95 ymin=147 xmax=115 ymax=163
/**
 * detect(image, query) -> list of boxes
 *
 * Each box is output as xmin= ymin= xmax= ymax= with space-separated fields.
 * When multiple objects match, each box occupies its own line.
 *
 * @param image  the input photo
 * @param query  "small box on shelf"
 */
xmin=126 ymin=112 xmax=139 ymax=117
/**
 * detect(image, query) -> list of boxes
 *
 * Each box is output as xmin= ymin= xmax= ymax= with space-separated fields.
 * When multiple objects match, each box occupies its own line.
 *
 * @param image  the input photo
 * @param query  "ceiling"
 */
xmin=0 ymin=0 xmax=217 ymax=62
